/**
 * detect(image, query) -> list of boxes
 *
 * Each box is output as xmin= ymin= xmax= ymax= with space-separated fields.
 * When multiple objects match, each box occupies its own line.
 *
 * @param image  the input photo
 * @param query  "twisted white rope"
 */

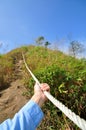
xmin=22 ymin=53 xmax=86 ymax=130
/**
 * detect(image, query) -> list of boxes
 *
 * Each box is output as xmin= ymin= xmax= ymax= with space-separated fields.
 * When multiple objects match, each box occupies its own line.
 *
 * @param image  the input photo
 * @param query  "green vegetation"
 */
xmin=0 ymin=45 xmax=86 ymax=129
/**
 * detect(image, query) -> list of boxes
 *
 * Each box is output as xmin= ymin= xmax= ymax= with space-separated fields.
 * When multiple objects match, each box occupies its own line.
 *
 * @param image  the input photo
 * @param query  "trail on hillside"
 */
xmin=0 ymin=58 xmax=29 ymax=123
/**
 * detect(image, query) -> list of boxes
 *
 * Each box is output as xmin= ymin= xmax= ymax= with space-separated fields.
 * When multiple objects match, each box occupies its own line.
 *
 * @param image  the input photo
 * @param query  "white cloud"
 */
xmin=0 ymin=41 xmax=9 ymax=54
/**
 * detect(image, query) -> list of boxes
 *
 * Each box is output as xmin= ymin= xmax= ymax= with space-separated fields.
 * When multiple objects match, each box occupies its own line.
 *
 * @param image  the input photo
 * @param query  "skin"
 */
xmin=31 ymin=83 xmax=50 ymax=107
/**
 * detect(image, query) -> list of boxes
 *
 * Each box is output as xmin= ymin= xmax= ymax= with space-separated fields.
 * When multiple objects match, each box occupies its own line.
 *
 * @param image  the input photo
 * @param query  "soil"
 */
xmin=0 ymin=79 xmax=29 ymax=123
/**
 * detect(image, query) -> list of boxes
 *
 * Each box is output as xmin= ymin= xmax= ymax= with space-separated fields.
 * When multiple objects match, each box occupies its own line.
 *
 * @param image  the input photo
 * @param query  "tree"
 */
xmin=44 ymin=41 xmax=51 ymax=49
xmin=36 ymin=36 xmax=51 ymax=49
xmin=69 ymin=41 xmax=85 ymax=57
xmin=36 ymin=36 xmax=44 ymax=46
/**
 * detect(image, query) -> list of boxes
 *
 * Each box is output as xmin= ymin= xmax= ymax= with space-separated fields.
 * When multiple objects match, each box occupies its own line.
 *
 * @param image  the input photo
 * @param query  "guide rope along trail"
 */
xmin=22 ymin=53 xmax=86 ymax=130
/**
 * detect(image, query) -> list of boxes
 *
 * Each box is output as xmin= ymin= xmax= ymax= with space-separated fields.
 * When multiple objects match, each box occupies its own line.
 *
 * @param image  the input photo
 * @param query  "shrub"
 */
xmin=29 ymin=65 xmax=67 ymax=96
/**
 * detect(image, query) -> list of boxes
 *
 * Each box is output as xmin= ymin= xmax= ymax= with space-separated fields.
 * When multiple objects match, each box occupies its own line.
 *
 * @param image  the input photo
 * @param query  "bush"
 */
xmin=0 ymin=67 xmax=12 ymax=90
xmin=27 ymin=64 xmax=86 ymax=129
xmin=29 ymin=65 xmax=67 ymax=96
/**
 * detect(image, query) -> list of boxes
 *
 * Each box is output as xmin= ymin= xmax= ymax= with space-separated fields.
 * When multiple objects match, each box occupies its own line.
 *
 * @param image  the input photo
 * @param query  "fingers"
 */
xmin=34 ymin=82 xmax=50 ymax=93
xmin=40 ymin=83 xmax=50 ymax=92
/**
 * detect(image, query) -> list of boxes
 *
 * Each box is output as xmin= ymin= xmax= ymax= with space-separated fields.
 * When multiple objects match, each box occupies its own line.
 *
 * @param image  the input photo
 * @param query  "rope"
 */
xmin=22 ymin=53 xmax=86 ymax=130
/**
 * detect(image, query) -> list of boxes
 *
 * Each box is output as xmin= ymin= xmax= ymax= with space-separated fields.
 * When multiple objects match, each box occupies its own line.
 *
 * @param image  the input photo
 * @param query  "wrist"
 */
xmin=31 ymin=94 xmax=44 ymax=107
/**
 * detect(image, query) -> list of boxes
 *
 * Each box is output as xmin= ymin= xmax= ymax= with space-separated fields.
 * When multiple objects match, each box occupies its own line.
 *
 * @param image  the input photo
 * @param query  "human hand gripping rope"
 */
xmin=22 ymin=53 xmax=86 ymax=130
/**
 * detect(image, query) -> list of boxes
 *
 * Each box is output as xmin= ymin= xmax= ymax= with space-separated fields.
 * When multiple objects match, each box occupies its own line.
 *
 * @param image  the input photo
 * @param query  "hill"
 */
xmin=0 ymin=45 xmax=86 ymax=130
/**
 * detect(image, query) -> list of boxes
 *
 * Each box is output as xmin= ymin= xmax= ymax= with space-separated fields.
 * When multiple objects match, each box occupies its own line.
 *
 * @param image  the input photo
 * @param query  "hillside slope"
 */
xmin=0 ymin=45 xmax=86 ymax=130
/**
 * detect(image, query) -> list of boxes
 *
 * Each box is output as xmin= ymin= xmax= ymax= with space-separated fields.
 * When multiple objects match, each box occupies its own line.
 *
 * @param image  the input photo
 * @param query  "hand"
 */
xmin=34 ymin=83 xmax=50 ymax=101
xmin=31 ymin=83 xmax=50 ymax=107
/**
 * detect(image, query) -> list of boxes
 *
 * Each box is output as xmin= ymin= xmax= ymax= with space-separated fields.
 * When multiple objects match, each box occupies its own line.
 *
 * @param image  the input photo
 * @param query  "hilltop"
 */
xmin=0 ymin=45 xmax=86 ymax=130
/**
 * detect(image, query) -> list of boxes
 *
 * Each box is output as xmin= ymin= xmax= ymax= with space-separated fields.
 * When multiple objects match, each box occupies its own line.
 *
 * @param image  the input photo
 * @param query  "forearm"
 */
xmin=0 ymin=100 xmax=44 ymax=130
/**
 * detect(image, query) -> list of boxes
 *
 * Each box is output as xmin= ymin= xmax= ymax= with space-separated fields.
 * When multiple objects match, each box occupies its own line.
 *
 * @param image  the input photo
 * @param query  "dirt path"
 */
xmin=0 ymin=79 xmax=28 ymax=123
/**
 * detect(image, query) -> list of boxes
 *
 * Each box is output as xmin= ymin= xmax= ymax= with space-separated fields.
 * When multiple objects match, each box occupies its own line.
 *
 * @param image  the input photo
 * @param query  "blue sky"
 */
xmin=0 ymin=0 xmax=86 ymax=56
